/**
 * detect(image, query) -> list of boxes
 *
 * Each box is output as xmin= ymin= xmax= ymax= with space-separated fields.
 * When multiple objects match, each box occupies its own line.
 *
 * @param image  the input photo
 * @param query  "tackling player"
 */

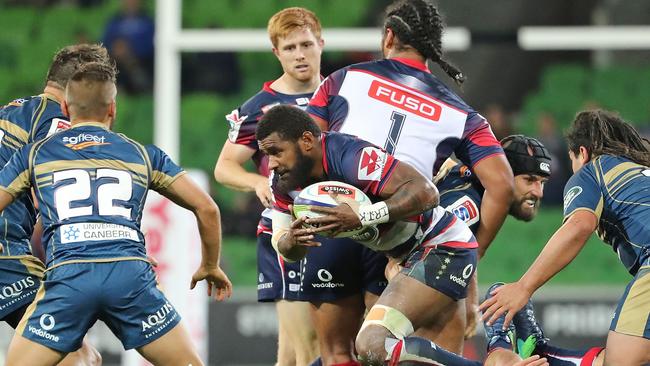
xmin=214 ymin=7 xmax=323 ymax=365
xmin=0 ymin=43 xmax=112 ymax=366
xmin=306 ymin=0 xmax=514 ymax=358
xmin=254 ymin=105 xmax=547 ymax=366
xmin=481 ymin=110 xmax=650 ymax=366
xmin=2 ymin=62 xmax=232 ymax=366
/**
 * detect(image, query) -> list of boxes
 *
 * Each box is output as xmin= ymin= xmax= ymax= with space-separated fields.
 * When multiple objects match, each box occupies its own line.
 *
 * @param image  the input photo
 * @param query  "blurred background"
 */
xmin=0 ymin=0 xmax=648 ymax=364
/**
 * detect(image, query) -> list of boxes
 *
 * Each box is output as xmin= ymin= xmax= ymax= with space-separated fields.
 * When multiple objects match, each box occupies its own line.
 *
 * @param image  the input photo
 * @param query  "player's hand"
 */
xmin=286 ymin=212 xmax=321 ymax=248
xmin=255 ymin=179 xmax=273 ymax=208
xmin=190 ymin=265 xmax=233 ymax=301
xmin=306 ymin=193 xmax=362 ymax=236
xmin=513 ymin=355 xmax=548 ymax=366
xmin=479 ymin=281 xmax=531 ymax=329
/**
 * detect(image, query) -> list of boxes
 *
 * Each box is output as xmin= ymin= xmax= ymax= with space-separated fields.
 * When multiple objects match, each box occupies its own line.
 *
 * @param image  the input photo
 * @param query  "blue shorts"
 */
xmin=17 ymin=260 xmax=181 ymax=352
xmin=610 ymin=266 xmax=650 ymax=339
xmin=0 ymin=256 xmax=44 ymax=322
xmin=299 ymin=236 xmax=388 ymax=302
xmin=257 ymin=232 xmax=302 ymax=301
xmin=399 ymin=244 xmax=477 ymax=301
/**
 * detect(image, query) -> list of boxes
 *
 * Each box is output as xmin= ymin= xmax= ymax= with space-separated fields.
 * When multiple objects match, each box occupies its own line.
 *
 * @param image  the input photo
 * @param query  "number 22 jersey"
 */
xmin=0 ymin=122 xmax=185 ymax=269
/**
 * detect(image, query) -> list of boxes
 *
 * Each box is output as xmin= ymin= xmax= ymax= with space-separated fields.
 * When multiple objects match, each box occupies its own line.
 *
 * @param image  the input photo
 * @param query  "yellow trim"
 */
xmin=2 ymin=134 xmax=23 ymax=150
xmin=615 ymin=271 xmax=650 ymax=337
xmin=0 ymin=254 xmax=40 ymax=260
xmin=34 ymin=159 xmax=148 ymax=178
xmin=602 ymin=162 xmax=640 ymax=187
xmin=0 ymin=119 xmax=29 ymax=144
xmin=563 ymin=207 xmax=599 ymax=223
xmin=41 ymin=93 xmax=60 ymax=104
xmin=30 ymin=97 xmax=48 ymax=139
xmin=44 ymin=257 xmax=150 ymax=272
xmin=19 ymin=256 xmax=46 ymax=277
xmin=16 ymin=283 xmax=45 ymax=335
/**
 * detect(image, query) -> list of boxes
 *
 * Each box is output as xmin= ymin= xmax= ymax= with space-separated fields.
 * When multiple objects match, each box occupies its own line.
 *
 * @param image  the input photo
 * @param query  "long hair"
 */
xmin=384 ymin=0 xmax=465 ymax=85
xmin=565 ymin=109 xmax=650 ymax=167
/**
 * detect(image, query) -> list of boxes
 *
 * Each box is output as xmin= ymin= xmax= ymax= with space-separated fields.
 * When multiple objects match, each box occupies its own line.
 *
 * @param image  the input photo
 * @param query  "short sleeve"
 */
xmin=145 ymin=144 xmax=186 ymax=191
xmin=563 ymin=166 xmax=604 ymax=221
xmin=306 ymin=69 xmax=349 ymax=131
xmin=0 ymin=144 xmax=33 ymax=198
xmin=225 ymin=107 xmax=261 ymax=150
xmin=454 ymin=113 xmax=504 ymax=168
xmin=32 ymin=117 xmax=70 ymax=142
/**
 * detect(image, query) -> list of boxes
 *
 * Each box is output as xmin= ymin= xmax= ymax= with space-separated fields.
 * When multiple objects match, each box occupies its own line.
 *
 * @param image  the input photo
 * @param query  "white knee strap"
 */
xmin=359 ymin=305 xmax=414 ymax=339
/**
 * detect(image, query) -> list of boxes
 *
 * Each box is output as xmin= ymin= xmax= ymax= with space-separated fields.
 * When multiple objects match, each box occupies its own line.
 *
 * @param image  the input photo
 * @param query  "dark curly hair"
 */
xmin=384 ymin=0 xmax=465 ymax=85
xmin=566 ymin=109 xmax=650 ymax=167
xmin=256 ymin=105 xmax=321 ymax=142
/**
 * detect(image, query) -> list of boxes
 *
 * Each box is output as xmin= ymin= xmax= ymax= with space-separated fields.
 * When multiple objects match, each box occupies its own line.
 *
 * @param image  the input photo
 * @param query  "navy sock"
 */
xmin=387 ymin=336 xmax=482 ymax=366
xmin=536 ymin=344 xmax=603 ymax=366
xmin=309 ymin=357 xmax=323 ymax=366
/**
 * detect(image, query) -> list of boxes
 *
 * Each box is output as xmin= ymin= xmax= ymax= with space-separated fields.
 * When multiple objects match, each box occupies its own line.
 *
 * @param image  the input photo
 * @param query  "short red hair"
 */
xmin=267 ymin=7 xmax=322 ymax=48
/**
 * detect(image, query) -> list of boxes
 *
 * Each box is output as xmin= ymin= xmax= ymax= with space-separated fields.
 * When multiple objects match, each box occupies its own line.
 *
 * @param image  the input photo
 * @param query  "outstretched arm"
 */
xmin=479 ymin=210 xmax=596 ymax=328
xmin=159 ymin=174 xmax=232 ymax=301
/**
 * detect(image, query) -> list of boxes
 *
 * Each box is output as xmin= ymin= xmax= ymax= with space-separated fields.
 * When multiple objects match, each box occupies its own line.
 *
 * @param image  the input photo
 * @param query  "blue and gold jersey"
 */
xmin=0 ymin=94 xmax=70 ymax=257
xmin=563 ymin=155 xmax=650 ymax=275
xmin=435 ymin=161 xmax=483 ymax=233
xmin=0 ymin=122 xmax=184 ymax=268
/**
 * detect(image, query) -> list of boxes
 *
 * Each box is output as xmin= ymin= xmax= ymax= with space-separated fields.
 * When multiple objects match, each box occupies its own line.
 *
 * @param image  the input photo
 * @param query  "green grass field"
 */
xmin=220 ymin=207 xmax=631 ymax=287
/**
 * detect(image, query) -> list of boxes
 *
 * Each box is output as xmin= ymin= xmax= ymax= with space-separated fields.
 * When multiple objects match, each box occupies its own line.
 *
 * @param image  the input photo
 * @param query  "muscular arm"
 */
xmin=471 ymin=154 xmax=514 ymax=258
xmin=378 ymin=162 xmax=439 ymax=221
xmin=159 ymin=174 xmax=222 ymax=267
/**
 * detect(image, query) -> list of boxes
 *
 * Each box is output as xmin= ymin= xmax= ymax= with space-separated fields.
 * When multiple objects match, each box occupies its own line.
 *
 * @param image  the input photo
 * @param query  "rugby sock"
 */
xmin=386 ymin=337 xmax=482 ymax=366
xmin=309 ymin=358 xmax=323 ymax=366
xmin=535 ymin=344 xmax=604 ymax=366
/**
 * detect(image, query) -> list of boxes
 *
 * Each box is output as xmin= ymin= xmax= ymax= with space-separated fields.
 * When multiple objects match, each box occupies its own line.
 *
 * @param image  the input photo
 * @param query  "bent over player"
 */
xmin=255 ymin=105 xmax=544 ymax=366
xmin=481 ymin=110 xmax=650 ymax=366
xmin=0 ymin=43 xmax=111 ymax=366
xmin=2 ymin=62 xmax=232 ymax=366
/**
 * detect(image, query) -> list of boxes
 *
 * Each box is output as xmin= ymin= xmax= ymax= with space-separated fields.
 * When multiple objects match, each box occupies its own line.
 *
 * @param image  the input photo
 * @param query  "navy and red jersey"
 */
xmin=272 ymin=132 xmax=399 ymax=214
xmin=306 ymin=58 xmax=503 ymax=178
xmin=435 ymin=161 xmax=484 ymax=233
xmin=226 ymin=80 xmax=313 ymax=177
xmin=271 ymin=132 xmax=477 ymax=253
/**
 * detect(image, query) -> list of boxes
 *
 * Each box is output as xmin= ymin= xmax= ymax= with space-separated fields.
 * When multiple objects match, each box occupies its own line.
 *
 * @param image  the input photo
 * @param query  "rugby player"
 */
xmin=305 ymin=0 xmax=514 ymax=358
xmin=0 ymin=43 xmax=112 ymax=366
xmin=2 ymin=62 xmax=231 ymax=366
xmin=481 ymin=110 xmax=650 ymax=366
xmin=254 ymin=105 xmax=541 ymax=366
xmin=214 ymin=7 xmax=323 ymax=365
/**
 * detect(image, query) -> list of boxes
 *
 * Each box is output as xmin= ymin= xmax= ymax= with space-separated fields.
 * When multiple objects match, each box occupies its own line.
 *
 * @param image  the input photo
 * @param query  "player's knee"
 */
xmin=356 ymin=305 xmax=415 ymax=364
xmin=355 ymin=325 xmax=390 ymax=364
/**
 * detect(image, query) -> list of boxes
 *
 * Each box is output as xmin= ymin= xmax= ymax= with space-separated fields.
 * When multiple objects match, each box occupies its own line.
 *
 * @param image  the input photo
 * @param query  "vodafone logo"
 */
xmin=368 ymin=80 xmax=442 ymax=121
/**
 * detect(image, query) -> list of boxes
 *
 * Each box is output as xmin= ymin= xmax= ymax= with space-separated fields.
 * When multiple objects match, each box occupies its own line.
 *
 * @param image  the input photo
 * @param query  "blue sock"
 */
xmin=536 ymin=344 xmax=603 ymax=366
xmin=387 ymin=336 xmax=482 ymax=366
xmin=309 ymin=357 xmax=323 ymax=366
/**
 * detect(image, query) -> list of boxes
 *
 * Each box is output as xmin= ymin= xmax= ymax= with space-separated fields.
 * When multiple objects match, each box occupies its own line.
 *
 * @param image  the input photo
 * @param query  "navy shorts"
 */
xmin=17 ymin=260 xmax=181 ymax=352
xmin=399 ymin=244 xmax=477 ymax=301
xmin=257 ymin=232 xmax=302 ymax=302
xmin=0 ymin=256 xmax=44 ymax=322
xmin=299 ymin=236 xmax=388 ymax=302
xmin=610 ymin=266 xmax=650 ymax=339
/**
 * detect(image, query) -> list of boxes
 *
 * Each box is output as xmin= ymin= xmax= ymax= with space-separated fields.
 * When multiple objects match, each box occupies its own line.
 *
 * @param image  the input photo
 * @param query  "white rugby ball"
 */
xmin=292 ymin=181 xmax=372 ymax=238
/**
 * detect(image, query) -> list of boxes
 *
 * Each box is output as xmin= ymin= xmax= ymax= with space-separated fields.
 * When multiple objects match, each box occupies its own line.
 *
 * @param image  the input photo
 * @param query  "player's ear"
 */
xmin=272 ymin=46 xmax=280 ymax=59
xmin=108 ymin=101 xmax=116 ymax=118
xmin=300 ymin=131 xmax=316 ymax=151
xmin=578 ymin=146 xmax=590 ymax=164
xmin=383 ymin=27 xmax=395 ymax=51
xmin=61 ymin=100 xmax=70 ymax=118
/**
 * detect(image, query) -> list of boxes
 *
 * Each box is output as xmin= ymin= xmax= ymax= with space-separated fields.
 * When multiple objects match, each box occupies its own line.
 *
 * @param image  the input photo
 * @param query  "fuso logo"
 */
xmin=368 ymin=80 xmax=442 ymax=121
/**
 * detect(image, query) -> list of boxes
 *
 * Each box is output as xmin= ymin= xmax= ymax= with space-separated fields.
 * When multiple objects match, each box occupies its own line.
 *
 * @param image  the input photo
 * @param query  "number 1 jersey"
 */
xmin=0 ymin=122 xmax=185 ymax=268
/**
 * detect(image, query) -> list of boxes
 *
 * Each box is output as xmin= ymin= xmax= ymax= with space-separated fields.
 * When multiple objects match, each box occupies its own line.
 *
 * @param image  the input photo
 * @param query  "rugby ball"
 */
xmin=292 ymin=181 xmax=372 ymax=238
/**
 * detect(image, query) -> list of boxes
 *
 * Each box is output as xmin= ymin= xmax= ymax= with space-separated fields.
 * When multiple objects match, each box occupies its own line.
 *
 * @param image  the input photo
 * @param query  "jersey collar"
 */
xmin=392 ymin=57 xmax=430 ymax=72
xmin=70 ymin=121 xmax=109 ymax=130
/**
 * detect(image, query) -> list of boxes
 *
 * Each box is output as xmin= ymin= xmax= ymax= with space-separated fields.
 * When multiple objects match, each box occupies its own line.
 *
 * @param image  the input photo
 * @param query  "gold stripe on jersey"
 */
xmin=614 ymin=269 xmax=650 ymax=337
xmin=19 ymin=255 xmax=46 ymax=277
xmin=30 ymin=96 xmax=48 ymax=135
xmin=1 ymin=134 xmax=23 ymax=150
xmin=152 ymin=170 xmax=186 ymax=191
xmin=34 ymin=159 xmax=148 ymax=178
xmin=0 ymin=170 xmax=31 ymax=198
xmin=0 ymin=119 xmax=29 ymax=144
xmin=602 ymin=161 xmax=642 ymax=188
xmin=16 ymin=283 xmax=45 ymax=336
xmin=44 ymin=256 xmax=150 ymax=272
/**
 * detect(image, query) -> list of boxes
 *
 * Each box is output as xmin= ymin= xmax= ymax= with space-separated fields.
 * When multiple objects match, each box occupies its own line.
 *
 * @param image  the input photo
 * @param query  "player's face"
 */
xmin=274 ymin=28 xmax=323 ymax=82
xmin=260 ymin=132 xmax=314 ymax=194
xmin=509 ymin=174 xmax=547 ymax=221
